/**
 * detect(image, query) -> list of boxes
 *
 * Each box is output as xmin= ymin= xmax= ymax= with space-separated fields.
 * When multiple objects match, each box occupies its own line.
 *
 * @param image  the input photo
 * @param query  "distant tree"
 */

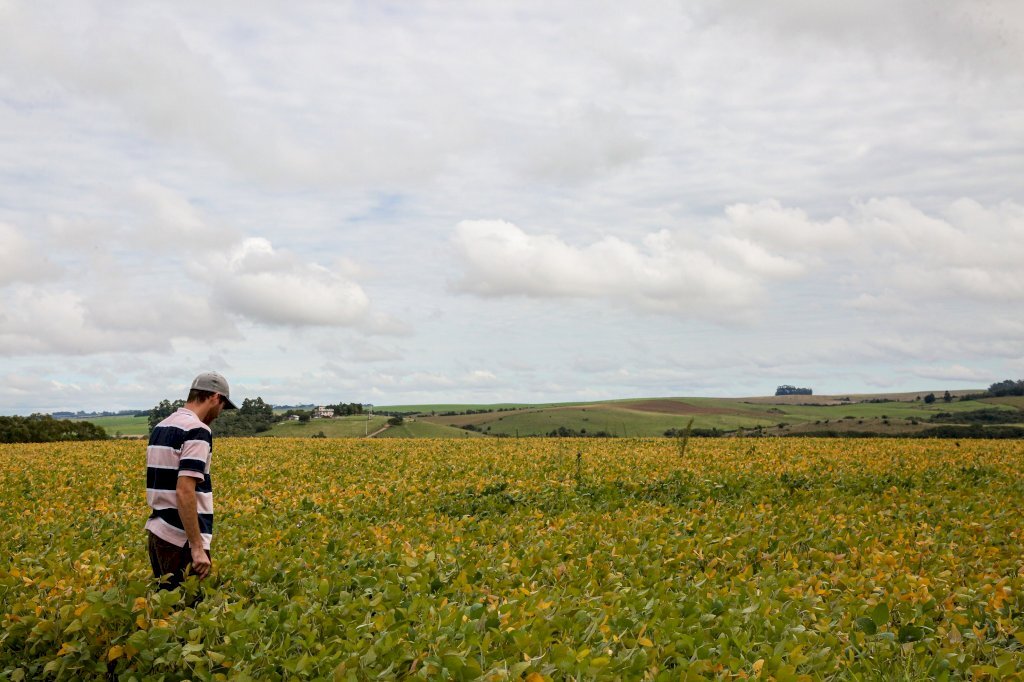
xmin=327 ymin=402 xmax=364 ymax=416
xmin=775 ymin=385 xmax=813 ymax=396
xmin=148 ymin=399 xmax=185 ymax=432
xmin=214 ymin=397 xmax=275 ymax=436
xmin=924 ymin=393 xmax=936 ymax=404
xmin=943 ymin=391 xmax=953 ymax=403
xmin=388 ymin=416 xmax=404 ymax=426
xmin=987 ymin=379 xmax=1024 ymax=397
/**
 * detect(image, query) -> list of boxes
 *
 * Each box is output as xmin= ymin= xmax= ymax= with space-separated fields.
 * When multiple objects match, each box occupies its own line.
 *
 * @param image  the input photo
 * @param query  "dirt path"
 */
xmin=366 ymin=424 xmax=390 ymax=438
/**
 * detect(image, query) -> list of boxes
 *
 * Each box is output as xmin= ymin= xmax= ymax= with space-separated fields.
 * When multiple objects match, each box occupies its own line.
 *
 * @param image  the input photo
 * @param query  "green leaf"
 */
xmin=855 ymin=617 xmax=877 ymax=635
xmin=871 ymin=602 xmax=889 ymax=628
xmin=898 ymin=625 xmax=924 ymax=643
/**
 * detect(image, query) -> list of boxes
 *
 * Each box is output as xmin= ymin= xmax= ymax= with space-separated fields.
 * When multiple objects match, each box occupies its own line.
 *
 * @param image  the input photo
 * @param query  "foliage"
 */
xmin=3 ymin=438 xmax=1024 ymax=680
xmin=387 ymin=416 xmax=404 ymax=426
xmin=987 ymin=379 xmax=1024 ymax=397
xmin=775 ymin=385 xmax=813 ymax=396
xmin=929 ymin=408 xmax=1024 ymax=425
xmin=0 ymin=415 xmax=107 ymax=443
xmin=545 ymin=426 xmax=612 ymax=438
xmin=147 ymin=399 xmax=185 ymax=432
xmin=213 ymin=397 xmax=275 ymax=437
xmin=326 ymin=402 xmax=365 ymax=417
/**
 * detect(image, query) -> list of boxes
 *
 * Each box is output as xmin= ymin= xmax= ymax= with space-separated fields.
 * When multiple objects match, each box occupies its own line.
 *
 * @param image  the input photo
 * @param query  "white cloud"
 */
xmin=525 ymin=103 xmax=648 ymax=180
xmin=451 ymin=219 xmax=768 ymax=318
xmin=0 ymin=283 xmax=233 ymax=356
xmin=129 ymin=179 xmax=241 ymax=249
xmin=452 ymin=197 xmax=1024 ymax=330
xmin=706 ymin=0 xmax=1024 ymax=77
xmin=712 ymin=235 xmax=804 ymax=278
xmin=205 ymin=238 xmax=370 ymax=327
xmin=466 ymin=370 xmax=499 ymax=386
xmin=911 ymin=364 xmax=992 ymax=383
xmin=0 ymin=222 xmax=61 ymax=284
xmin=722 ymin=200 xmax=854 ymax=253
xmin=0 ymin=286 xmax=159 ymax=355
xmin=845 ymin=292 xmax=913 ymax=314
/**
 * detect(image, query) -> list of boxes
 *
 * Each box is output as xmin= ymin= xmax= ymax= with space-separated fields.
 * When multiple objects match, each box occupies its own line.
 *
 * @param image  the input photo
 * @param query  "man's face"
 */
xmin=204 ymin=393 xmax=226 ymax=424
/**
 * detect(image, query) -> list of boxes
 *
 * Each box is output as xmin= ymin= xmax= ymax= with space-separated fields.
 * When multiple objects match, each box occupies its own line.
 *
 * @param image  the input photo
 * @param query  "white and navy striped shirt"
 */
xmin=144 ymin=408 xmax=214 ymax=549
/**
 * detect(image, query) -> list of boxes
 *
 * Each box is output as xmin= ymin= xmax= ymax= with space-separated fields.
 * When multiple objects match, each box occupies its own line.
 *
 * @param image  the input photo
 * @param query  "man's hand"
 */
xmin=176 ymin=475 xmax=212 ymax=580
xmin=190 ymin=547 xmax=212 ymax=579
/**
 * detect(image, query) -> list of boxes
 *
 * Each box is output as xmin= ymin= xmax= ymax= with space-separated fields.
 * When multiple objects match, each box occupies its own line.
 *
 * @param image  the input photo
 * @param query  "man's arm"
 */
xmin=176 ymin=476 xmax=212 ymax=579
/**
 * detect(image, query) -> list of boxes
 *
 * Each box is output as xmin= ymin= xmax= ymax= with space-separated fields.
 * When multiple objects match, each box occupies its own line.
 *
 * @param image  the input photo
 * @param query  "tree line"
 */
xmin=0 ymin=415 xmax=107 ymax=443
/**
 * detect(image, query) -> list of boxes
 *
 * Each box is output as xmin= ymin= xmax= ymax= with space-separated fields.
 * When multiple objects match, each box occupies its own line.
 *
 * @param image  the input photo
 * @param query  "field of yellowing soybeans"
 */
xmin=2 ymin=438 xmax=1024 ymax=681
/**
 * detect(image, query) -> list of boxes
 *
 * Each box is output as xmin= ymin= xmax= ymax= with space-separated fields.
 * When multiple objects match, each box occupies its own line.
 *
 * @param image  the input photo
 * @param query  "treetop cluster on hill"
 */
xmin=775 ymin=385 xmax=813 ymax=396
xmin=984 ymin=379 xmax=1024 ymax=397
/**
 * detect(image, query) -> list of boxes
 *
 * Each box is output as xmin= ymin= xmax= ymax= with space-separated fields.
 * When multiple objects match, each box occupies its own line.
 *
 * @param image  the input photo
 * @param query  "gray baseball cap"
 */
xmin=191 ymin=371 xmax=238 ymax=409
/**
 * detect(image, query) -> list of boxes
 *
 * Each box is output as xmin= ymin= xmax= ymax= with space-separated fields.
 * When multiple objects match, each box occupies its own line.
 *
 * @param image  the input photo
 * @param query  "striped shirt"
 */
xmin=144 ymin=408 xmax=214 ymax=549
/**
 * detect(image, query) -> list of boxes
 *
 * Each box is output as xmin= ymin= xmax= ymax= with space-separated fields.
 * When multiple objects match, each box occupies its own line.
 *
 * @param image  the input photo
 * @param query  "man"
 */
xmin=145 ymin=371 xmax=237 ymax=592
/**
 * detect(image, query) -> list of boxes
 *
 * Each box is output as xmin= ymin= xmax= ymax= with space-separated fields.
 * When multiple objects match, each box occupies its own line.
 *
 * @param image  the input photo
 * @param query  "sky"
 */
xmin=1 ymin=0 xmax=1023 ymax=414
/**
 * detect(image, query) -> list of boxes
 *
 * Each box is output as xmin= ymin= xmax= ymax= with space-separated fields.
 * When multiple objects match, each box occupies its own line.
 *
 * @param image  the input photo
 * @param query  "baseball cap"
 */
xmin=191 ymin=371 xmax=238 ymax=409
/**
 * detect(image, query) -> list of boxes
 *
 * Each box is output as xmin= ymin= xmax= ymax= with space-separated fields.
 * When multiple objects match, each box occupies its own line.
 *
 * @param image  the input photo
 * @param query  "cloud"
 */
xmin=911 ymin=364 xmax=992 ymax=383
xmin=0 ymin=286 xmax=159 ymax=355
xmin=525 ymin=103 xmax=648 ymax=181
xmin=451 ymin=219 xmax=772 ymax=318
xmin=705 ymin=0 xmax=1024 ymax=77
xmin=451 ymin=197 xmax=1024 ymax=328
xmin=0 ymin=222 xmax=61 ymax=284
xmin=0 ymin=283 xmax=233 ymax=356
xmin=129 ymin=179 xmax=241 ymax=249
xmin=204 ymin=238 xmax=370 ymax=327
xmin=722 ymin=200 xmax=854 ymax=253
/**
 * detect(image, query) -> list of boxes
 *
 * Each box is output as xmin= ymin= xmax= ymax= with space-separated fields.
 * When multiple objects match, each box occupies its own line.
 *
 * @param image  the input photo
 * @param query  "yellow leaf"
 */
xmin=108 ymin=645 xmax=123 ymax=661
xmin=638 ymin=637 xmax=654 ymax=647
xmin=525 ymin=674 xmax=545 ymax=682
xmin=57 ymin=642 xmax=75 ymax=656
xmin=753 ymin=659 xmax=765 ymax=675
xmin=133 ymin=597 xmax=147 ymax=611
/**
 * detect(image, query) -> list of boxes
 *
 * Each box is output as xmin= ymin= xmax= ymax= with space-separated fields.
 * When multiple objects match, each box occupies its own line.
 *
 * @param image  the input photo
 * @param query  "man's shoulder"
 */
xmin=158 ymin=409 xmax=210 ymax=431
xmin=150 ymin=409 xmax=212 ymax=445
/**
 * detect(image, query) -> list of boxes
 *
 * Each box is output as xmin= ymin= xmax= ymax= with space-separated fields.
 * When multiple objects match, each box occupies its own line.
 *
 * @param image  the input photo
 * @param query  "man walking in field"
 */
xmin=145 ymin=372 xmax=236 ymax=592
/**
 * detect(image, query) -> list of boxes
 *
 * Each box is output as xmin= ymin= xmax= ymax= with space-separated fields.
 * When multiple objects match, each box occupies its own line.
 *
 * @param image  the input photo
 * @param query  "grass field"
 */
xmin=426 ymin=404 xmax=775 ymax=436
xmin=419 ymin=396 xmax=1023 ymax=437
xmin=3 ymin=437 xmax=1024 ymax=680
xmin=68 ymin=415 xmax=149 ymax=437
xmin=267 ymin=414 xmax=389 ymax=438
xmin=55 ymin=391 xmax=1022 ymax=440
xmin=376 ymin=421 xmax=489 ymax=438
xmin=375 ymin=403 xmax=582 ymax=414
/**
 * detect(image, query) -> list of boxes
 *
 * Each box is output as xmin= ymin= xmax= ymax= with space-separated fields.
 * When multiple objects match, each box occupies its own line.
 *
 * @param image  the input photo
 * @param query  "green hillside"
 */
xmin=60 ymin=391 xmax=1024 ymax=439
xmin=375 ymin=421 xmax=488 ymax=438
xmin=268 ymin=415 xmax=389 ymax=438
xmin=69 ymin=415 xmax=149 ymax=437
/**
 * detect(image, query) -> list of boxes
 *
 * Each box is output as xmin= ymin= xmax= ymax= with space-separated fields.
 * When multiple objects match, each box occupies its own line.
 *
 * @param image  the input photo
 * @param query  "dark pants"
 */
xmin=147 ymin=531 xmax=210 ymax=593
